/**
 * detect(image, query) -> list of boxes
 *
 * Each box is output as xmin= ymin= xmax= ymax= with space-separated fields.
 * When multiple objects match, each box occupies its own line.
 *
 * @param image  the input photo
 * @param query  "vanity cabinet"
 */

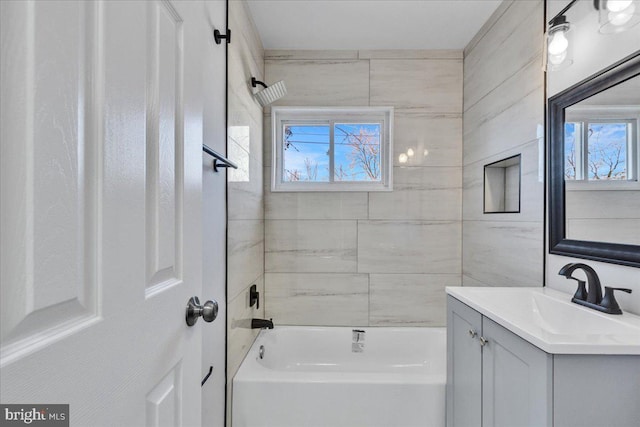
xmin=446 ymin=296 xmax=552 ymax=427
xmin=446 ymin=295 xmax=640 ymax=427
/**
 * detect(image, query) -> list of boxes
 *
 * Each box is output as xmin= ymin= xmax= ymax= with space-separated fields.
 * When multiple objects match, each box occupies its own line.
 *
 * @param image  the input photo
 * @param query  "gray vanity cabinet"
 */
xmin=446 ymin=296 xmax=482 ymax=427
xmin=447 ymin=295 xmax=640 ymax=427
xmin=481 ymin=317 xmax=552 ymax=427
xmin=446 ymin=296 xmax=552 ymax=427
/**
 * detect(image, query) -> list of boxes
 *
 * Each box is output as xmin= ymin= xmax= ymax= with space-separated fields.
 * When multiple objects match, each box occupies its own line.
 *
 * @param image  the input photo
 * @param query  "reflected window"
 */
xmin=564 ymin=119 xmax=637 ymax=181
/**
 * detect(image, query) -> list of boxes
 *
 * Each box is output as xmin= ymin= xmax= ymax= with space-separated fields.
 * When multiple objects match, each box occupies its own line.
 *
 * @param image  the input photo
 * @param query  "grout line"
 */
xmin=367 ymin=273 xmax=371 ymax=327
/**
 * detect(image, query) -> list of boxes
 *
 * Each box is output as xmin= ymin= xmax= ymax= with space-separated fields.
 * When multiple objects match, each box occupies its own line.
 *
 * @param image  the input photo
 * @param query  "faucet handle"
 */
xmin=600 ymin=287 xmax=632 ymax=315
xmin=572 ymin=279 xmax=588 ymax=302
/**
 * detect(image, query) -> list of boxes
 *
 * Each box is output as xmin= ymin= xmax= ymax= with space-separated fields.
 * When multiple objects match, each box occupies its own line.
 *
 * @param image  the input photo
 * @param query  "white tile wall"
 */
xmin=463 ymin=0 xmax=543 ymax=108
xmin=369 ymin=167 xmax=462 ymax=221
xmin=358 ymin=221 xmax=462 ymax=274
xmin=369 ymin=274 xmax=461 ymax=326
xmin=265 ymin=191 xmax=368 ymax=220
xmin=462 ymin=0 xmax=545 ymax=288
xmin=263 ymin=49 xmax=463 ymax=326
xmin=264 ymin=59 xmax=370 ymax=108
xmin=265 ymin=220 xmax=358 ymax=273
xmin=393 ymin=112 xmax=462 ymax=167
xmin=370 ymin=59 xmax=463 ymax=112
xmin=227 ymin=220 xmax=264 ymax=300
xmin=462 ymin=220 xmax=543 ymax=286
xmin=265 ymin=273 xmax=369 ymax=325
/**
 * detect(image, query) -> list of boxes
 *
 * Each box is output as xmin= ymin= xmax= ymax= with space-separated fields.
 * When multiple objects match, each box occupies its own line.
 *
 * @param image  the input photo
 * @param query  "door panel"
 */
xmin=145 ymin=0 xmax=183 ymax=293
xmin=0 ymin=1 xmax=224 ymax=425
xmin=1 ymin=0 xmax=100 ymax=366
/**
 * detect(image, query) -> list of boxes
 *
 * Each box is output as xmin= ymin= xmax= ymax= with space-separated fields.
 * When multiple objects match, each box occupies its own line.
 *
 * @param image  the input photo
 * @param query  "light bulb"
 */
xmin=399 ymin=153 xmax=408 ymax=164
xmin=606 ymin=0 xmax=633 ymax=12
xmin=548 ymin=30 xmax=569 ymax=55
xmin=423 ymin=149 xmax=429 ymax=157
xmin=549 ymin=51 xmax=568 ymax=66
xmin=407 ymin=148 xmax=414 ymax=157
xmin=608 ymin=3 xmax=636 ymax=25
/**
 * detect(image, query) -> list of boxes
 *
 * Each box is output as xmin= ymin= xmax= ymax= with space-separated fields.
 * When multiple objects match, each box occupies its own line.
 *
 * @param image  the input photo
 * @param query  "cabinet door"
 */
xmin=481 ymin=318 xmax=552 ymax=427
xmin=447 ymin=296 xmax=483 ymax=427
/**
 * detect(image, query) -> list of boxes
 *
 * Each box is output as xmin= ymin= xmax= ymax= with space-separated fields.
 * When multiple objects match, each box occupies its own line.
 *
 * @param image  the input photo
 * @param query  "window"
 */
xmin=564 ymin=116 xmax=638 ymax=181
xmin=271 ymin=107 xmax=393 ymax=191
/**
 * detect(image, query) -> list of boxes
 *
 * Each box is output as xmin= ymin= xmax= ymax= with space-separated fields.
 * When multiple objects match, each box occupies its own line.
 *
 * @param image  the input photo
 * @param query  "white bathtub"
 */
xmin=232 ymin=326 xmax=446 ymax=427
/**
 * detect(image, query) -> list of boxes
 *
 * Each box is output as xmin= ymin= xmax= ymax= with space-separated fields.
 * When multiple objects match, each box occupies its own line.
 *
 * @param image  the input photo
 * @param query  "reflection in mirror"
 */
xmin=563 ymin=76 xmax=640 ymax=245
xmin=548 ymin=52 xmax=640 ymax=267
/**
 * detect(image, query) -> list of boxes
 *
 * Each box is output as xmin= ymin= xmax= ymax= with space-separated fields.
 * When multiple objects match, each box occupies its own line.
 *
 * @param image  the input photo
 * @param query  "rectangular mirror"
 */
xmin=548 ymin=52 xmax=640 ymax=268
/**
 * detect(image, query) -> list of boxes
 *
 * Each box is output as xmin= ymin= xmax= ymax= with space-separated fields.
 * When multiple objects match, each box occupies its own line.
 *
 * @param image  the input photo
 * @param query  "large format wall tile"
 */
xmin=265 ymin=220 xmax=358 ymax=272
xmin=369 ymin=274 xmax=461 ymax=326
xmin=265 ymin=273 xmax=369 ymax=325
xmin=463 ymin=57 xmax=542 ymax=140
xmin=370 ymin=59 xmax=463 ymax=112
xmin=369 ymin=167 xmax=462 ymax=220
xmin=266 ymin=191 xmax=368 ymax=220
xmin=264 ymin=59 xmax=370 ymax=107
xmin=463 ymin=88 xmax=542 ymax=166
xmin=393 ymin=111 xmax=462 ymax=167
xmin=462 ymin=0 xmax=544 ymax=289
xmin=263 ymin=51 xmax=464 ymax=326
xmin=462 ymin=221 xmax=543 ymax=286
xmin=228 ymin=220 xmax=264 ymax=300
xmin=358 ymin=221 xmax=461 ymax=274
xmin=464 ymin=0 xmax=542 ymax=108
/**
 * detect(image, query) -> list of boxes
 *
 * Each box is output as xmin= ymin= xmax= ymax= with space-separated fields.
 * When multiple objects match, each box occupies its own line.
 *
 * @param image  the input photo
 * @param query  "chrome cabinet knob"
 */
xmin=186 ymin=296 xmax=219 ymax=326
xmin=468 ymin=329 xmax=477 ymax=338
xmin=480 ymin=336 xmax=489 ymax=347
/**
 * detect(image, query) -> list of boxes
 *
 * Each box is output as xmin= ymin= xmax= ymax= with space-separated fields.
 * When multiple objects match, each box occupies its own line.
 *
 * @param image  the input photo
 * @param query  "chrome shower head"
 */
xmin=251 ymin=77 xmax=287 ymax=107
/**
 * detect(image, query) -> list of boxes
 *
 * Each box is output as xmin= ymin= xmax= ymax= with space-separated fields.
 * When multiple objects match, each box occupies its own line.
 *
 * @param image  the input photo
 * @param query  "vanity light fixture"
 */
xmin=547 ymin=0 xmax=639 ymax=71
xmin=595 ymin=0 xmax=640 ymax=33
xmin=547 ymin=15 xmax=573 ymax=70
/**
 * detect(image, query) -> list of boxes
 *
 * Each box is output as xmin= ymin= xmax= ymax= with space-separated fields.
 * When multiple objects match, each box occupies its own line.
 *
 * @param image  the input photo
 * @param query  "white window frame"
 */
xmin=271 ymin=106 xmax=394 ymax=192
xmin=565 ymin=105 xmax=640 ymax=190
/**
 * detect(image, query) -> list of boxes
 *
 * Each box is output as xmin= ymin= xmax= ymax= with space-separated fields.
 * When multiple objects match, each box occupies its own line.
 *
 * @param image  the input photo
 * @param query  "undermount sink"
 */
xmin=446 ymin=286 xmax=640 ymax=354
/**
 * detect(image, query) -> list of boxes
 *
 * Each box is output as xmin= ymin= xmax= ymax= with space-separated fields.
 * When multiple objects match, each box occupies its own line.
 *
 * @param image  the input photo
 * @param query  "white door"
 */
xmin=0 ymin=1 xmax=225 ymax=425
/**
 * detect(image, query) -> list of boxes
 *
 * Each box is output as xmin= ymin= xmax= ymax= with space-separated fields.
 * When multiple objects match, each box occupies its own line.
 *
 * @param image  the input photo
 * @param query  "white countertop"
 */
xmin=446 ymin=286 xmax=640 ymax=355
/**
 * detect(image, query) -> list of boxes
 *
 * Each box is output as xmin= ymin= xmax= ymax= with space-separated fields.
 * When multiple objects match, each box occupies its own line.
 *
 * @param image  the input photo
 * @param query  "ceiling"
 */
xmin=245 ymin=0 xmax=503 ymax=50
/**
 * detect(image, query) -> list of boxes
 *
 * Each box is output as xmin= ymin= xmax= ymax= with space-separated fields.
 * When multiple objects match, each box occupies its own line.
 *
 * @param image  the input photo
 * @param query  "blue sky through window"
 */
xmin=283 ymin=123 xmax=381 ymax=182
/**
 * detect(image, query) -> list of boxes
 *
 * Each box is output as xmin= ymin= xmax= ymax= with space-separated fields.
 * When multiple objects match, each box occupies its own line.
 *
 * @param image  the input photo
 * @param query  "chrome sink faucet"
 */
xmin=558 ymin=263 xmax=632 ymax=315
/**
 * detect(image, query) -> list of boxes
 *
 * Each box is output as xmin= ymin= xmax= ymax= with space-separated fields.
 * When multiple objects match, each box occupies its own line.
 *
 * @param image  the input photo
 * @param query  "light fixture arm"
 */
xmin=548 ymin=0 xmax=580 ymax=25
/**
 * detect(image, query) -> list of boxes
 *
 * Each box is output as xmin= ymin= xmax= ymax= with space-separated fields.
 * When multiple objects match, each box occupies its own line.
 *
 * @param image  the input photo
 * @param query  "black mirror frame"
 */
xmin=548 ymin=51 xmax=640 ymax=269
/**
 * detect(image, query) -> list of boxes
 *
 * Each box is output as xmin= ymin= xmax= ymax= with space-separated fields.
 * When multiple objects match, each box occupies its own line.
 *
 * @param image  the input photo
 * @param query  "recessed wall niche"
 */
xmin=484 ymin=154 xmax=521 ymax=214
